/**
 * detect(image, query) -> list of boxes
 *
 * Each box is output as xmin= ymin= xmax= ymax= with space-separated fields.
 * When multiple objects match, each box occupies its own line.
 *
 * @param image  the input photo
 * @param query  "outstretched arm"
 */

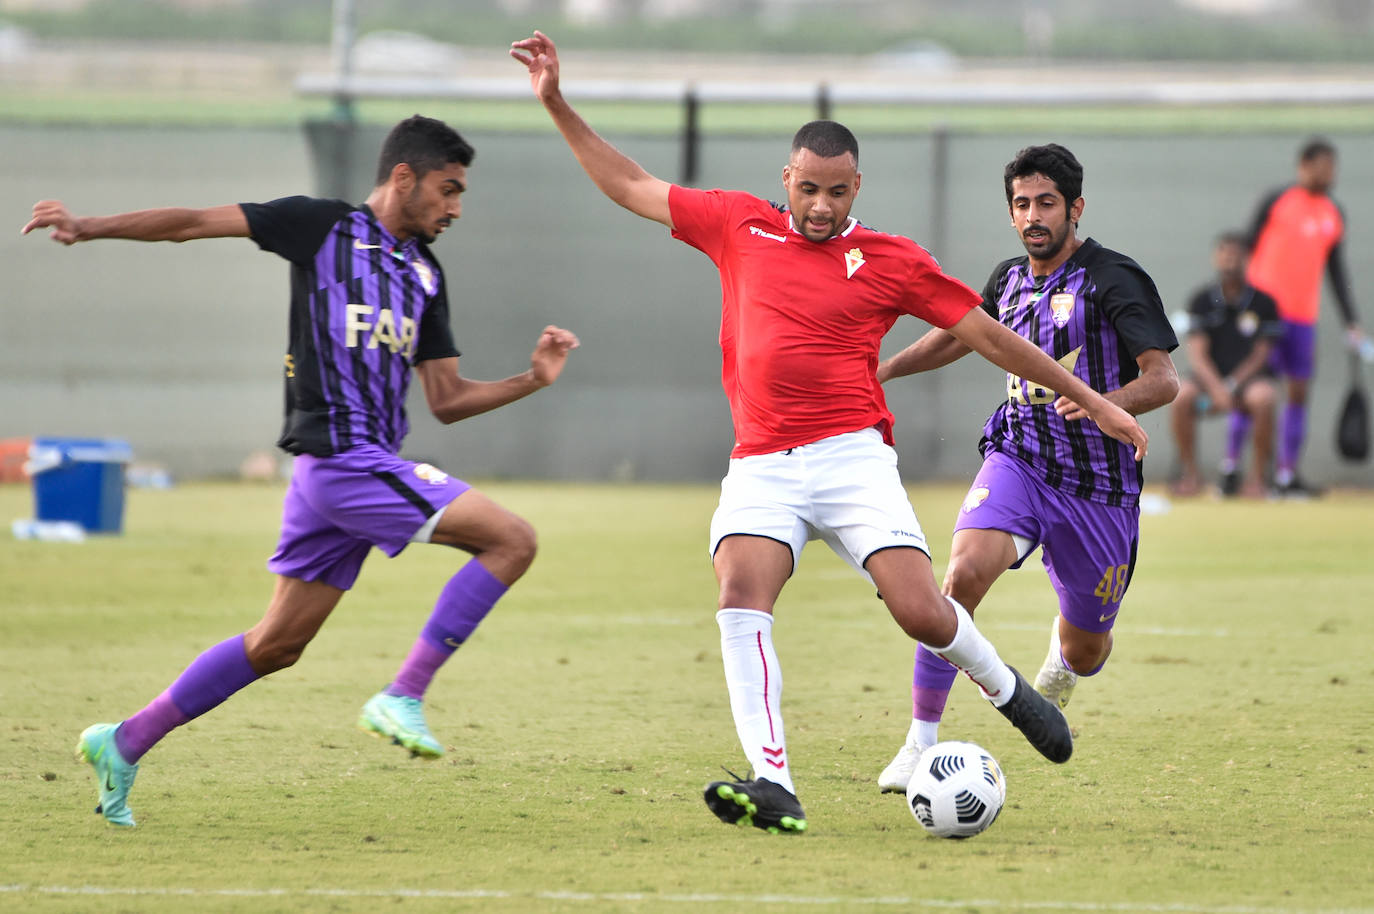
xmin=878 ymin=328 xmax=972 ymax=382
xmin=22 ymin=200 xmax=249 ymax=244
xmin=510 ymin=31 xmax=673 ymax=227
xmin=417 ymin=325 xmax=581 ymax=425
xmin=946 ymin=306 xmax=1150 ymax=460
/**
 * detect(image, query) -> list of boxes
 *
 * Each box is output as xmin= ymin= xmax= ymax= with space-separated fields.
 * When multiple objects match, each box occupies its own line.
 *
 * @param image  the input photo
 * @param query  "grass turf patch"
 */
xmin=1 ymin=479 xmax=1371 ymax=913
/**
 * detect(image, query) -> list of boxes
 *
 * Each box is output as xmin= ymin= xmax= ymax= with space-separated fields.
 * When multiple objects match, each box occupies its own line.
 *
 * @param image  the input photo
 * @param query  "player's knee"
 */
xmin=716 ymin=582 xmax=771 ymax=613
xmin=941 ymin=558 xmax=990 ymax=610
xmin=245 ymin=636 xmax=308 ymax=674
xmin=495 ymin=516 xmax=538 ymax=577
xmin=1248 ymin=380 xmax=1277 ymax=411
xmin=891 ymin=604 xmax=949 ymax=644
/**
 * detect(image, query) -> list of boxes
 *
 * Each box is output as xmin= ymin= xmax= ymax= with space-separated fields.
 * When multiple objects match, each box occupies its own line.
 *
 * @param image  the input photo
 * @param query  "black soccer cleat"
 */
xmin=995 ymin=666 xmax=1073 ymax=764
xmin=1276 ymin=476 xmax=1324 ymax=499
xmin=704 ymin=774 xmax=808 ymax=834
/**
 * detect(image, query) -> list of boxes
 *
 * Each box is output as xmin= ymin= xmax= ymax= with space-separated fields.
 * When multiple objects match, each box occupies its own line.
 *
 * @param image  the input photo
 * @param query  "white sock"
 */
xmin=908 ymin=717 xmax=939 ymax=749
xmin=716 ymin=608 xmax=796 ymax=795
xmin=1047 ymin=618 xmax=1071 ymax=673
xmin=929 ymin=596 xmax=1016 ymax=708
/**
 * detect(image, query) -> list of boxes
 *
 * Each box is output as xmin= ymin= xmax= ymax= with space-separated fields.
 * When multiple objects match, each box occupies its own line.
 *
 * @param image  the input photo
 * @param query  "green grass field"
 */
xmin=2 ymin=480 xmax=1372 ymax=913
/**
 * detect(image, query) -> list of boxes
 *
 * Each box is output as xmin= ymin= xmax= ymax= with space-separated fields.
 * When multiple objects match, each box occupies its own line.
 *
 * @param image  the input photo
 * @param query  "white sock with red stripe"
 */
xmin=716 ymin=608 xmax=796 ymax=795
xmin=929 ymin=596 xmax=1017 ymax=708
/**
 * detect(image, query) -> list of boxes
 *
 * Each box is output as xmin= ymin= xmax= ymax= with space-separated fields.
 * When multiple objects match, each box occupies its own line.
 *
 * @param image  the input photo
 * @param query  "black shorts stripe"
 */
xmin=372 ymin=470 xmax=437 ymax=520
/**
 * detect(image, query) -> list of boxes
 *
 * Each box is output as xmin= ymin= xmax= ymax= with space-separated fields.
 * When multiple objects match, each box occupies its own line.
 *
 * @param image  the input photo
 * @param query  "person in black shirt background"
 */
xmin=1170 ymin=232 xmax=1282 ymax=498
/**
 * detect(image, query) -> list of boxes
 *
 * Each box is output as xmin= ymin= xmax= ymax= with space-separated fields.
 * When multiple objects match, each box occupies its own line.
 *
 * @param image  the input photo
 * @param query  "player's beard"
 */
xmin=794 ymin=212 xmax=836 ymax=242
xmin=1020 ymin=220 xmax=1072 ymax=261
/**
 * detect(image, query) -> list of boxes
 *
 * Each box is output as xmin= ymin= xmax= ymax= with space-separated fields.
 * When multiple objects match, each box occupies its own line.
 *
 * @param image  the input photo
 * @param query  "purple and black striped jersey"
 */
xmin=978 ymin=238 xmax=1177 ymax=508
xmin=240 ymin=196 xmax=460 ymax=458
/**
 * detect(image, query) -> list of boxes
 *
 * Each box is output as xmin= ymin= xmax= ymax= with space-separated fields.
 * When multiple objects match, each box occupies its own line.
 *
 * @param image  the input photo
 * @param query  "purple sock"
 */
xmin=114 ymin=690 xmax=187 ymax=764
xmin=115 ymin=634 xmax=259 ymax=763
xmin=912 ymin=644 xmax=960 ymax=722
xmin=1279 ymin=402 xmax=1306 ymax=474
xmin=1225 ymin=410 xmax=1251 ymax=465
xmin=388 ymin=559 xmax=508 ymax=700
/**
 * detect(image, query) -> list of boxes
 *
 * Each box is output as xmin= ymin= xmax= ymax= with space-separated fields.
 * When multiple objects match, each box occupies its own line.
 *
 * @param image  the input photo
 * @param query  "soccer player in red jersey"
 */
xmin=513 ymin=31 xmax=1147 ymax=834
xmin=1246 ymin=138 xmax=1368 ymax=496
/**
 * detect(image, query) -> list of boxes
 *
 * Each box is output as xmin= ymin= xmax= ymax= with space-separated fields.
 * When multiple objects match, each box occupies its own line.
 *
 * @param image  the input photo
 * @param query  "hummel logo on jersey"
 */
xmin=749 ymin=225 xmax=787 ymax=243
xmin=844 ymin=247 xmax=866 ymax=278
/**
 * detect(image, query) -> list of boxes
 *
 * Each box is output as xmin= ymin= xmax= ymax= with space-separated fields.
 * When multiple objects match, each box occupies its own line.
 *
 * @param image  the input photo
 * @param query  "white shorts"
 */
xmin=709 ymin=427 xmax=930 ymax=582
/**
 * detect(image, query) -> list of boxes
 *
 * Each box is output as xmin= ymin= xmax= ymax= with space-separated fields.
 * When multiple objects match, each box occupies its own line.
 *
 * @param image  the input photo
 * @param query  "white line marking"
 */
xmin=2 ymin=885 xmax=1369 ymax=913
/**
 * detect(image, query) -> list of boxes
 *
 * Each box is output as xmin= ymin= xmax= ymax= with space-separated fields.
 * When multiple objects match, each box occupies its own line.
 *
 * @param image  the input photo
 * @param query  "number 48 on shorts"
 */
xmin=1093 ymin=563 xmax=1130 ymax=606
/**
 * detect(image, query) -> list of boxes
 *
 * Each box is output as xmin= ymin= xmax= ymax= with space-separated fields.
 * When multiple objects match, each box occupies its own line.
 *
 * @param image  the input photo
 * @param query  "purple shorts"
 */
xmin=953 ymin=451 xmax=1139 ymax=633
xmin=1268 ymin=319 xmax=1316 ymax=381
xmin=267 ymin=445 xmax=471 ymax=591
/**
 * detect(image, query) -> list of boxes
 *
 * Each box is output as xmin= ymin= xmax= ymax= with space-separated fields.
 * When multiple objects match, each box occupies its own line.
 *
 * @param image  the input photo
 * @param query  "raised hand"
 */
xmin=510 ymin=31 xmax=561 ymax=102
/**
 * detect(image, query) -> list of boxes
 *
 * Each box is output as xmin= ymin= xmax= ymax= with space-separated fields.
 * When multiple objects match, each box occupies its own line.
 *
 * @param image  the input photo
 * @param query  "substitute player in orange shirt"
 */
xmin=1246 ymin=138 xmax=1367 ymax=496
xmin=513 ymin=31 xmax=1147 ymax=834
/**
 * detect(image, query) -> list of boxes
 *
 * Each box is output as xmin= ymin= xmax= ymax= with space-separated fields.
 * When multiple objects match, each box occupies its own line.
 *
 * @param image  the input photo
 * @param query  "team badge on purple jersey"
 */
xmin=1050 ymin=292 xmax=1075 ymax=328
xmin=411 ymin=258 xmax=439 ymax=296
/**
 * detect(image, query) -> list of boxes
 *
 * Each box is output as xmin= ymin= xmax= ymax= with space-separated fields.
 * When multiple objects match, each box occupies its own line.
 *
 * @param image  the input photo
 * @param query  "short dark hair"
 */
xmin=1003 ymin=144 xmax=1083 ymax=206
xmin=375 ymin=114 xmax=475 ymax=187
xmin=791 ymin=120 xmax=859 ymax=164
xmin=1299 ymin=136 xmax=1336 ymax=163
xmin=1215 ymin=230 xmax=1249 ymax=251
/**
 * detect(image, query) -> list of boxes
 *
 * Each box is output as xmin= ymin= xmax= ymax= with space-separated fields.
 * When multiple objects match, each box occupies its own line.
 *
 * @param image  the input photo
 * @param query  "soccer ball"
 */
xmin=905 ymin=741 xmax=1006 ymax=839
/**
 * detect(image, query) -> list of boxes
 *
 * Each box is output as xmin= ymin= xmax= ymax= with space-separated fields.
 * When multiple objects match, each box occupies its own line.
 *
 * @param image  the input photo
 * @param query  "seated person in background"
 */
xmin=1170 ymin=231 xmax=1282 ymax=497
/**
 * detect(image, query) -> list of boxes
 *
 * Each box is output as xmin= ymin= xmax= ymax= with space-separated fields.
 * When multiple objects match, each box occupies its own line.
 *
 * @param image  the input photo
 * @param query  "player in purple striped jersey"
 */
xmin=24 ymin=115 xmax=580 ymax=827
xmin=873 ymin=144 xmax=1180 ymax=791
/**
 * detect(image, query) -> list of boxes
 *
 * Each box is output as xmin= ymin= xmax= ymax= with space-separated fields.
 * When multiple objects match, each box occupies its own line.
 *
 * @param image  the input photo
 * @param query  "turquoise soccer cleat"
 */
xmin=358 ymin=692 xmax=444 ymax=759
xmin=76 ymin=723 xmax=139 ymax=827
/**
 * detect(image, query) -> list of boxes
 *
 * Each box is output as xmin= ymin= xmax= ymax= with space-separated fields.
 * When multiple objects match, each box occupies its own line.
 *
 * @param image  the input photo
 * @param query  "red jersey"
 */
xmin=669 ymin=185 xmax=982 ymax=457
xmin=1246 ymin=185 xmax=1344 ymax=325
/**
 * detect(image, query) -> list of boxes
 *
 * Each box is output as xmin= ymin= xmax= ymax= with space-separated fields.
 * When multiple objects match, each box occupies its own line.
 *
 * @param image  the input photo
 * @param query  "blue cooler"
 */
xmin=27 ymin=437 xmax=134 ymax=534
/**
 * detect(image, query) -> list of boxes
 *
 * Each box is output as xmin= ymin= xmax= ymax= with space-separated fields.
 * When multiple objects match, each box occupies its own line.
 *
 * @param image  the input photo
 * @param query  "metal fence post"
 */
xmin=930 ymin=123 xmax=949 ymax=258
xmin=682 ymin=84 xmax=700 ymax=185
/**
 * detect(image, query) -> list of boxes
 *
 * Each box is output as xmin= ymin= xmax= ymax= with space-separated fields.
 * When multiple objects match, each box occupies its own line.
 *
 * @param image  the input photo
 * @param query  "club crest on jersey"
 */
xmin=413 ymin=463 xmax=449 ymax=486
xmin=1049 ymin=292 xmax=1075 ymax=328
xmin=411 ymin=258 xmax=439 ymax=296
xmin=844 ymin=247 xmax=866 ymax=279
xmin=962 ymin=486 xmax=991 ymax=513
xmin=1238 ymin=310 xmax=1260 ymax=337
